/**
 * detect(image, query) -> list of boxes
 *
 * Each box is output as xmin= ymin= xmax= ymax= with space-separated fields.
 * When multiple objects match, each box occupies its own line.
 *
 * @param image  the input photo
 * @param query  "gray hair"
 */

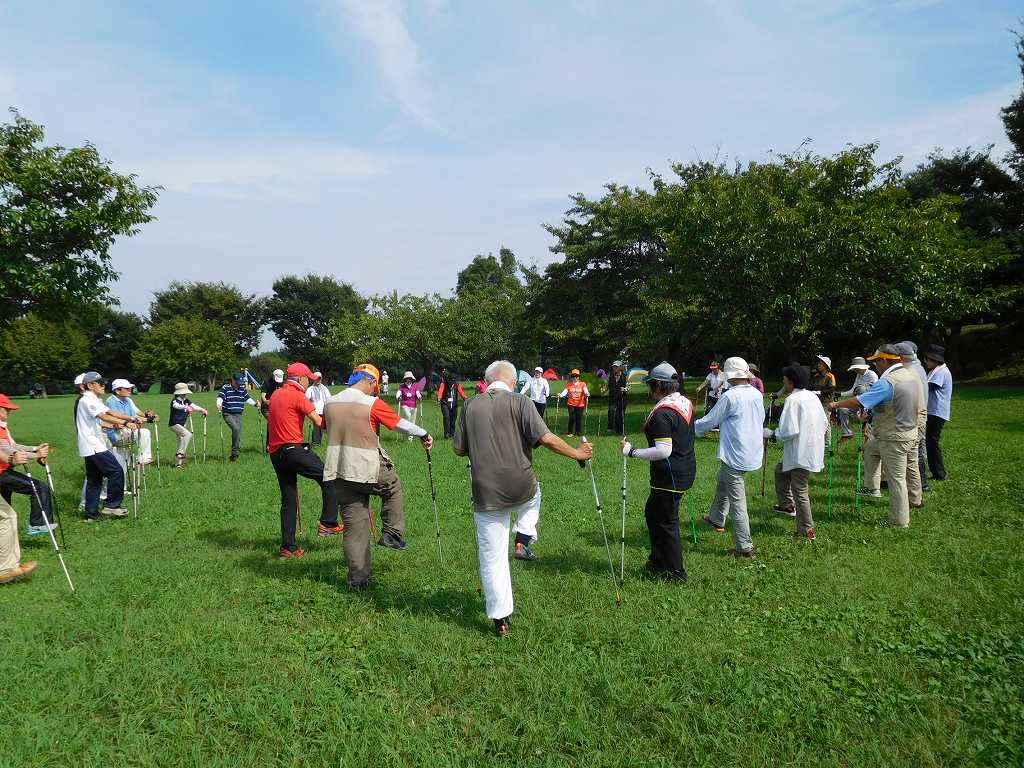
xmin=484 ymin=360 xmax=517 ymax=384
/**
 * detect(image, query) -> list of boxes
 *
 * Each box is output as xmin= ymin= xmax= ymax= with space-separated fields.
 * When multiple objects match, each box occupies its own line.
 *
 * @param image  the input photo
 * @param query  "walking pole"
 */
xmin=581 ymin=437 xmax=622 ymax=606
xmin=24 ymin=463 xmax=74 ymax=592
xmin=425 ymin=448 xmax=444 ymax=565
xmin=203 ymin=414 xmax=208 ymax=463
xmin=41 ymin=460 xmax=67 ymax=549
xmin=826 ymin=394 xmax=838 ymax=520
xmin=555 ymin=396 xmax=561 ymax=432
xmin=218 ymin=415 xmax=226 ymax=460
xmin=154 ymin=421 xmax=163 ymax=486
xmin=687 ymin=489 xmax=697 ymax=544
xmin=854 ymin=421 xmax=865 ymax=513
xmin=187 ymin=414 xmax=196 ymax=462
xmin=619 ymin=417 xmax=627 ymax=582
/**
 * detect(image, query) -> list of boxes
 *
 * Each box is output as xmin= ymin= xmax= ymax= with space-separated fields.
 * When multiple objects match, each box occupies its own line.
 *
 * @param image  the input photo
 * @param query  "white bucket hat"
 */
xmin=816 ymin=355 xmax=832 ymax=370
xmin=722 ymin=356 xmax=751 ymax=380
xmin=173 ymin=382 xmax=191 ymax=395
xmin=847 ymin=357 xmax=869 ymax=371
xmin=535 ymin=366 xmax=543 ymax=373
xmin=403 ymin=371 xmax=414 ymax=380
xmin=110 ymin=378 xmax=134 ymax=391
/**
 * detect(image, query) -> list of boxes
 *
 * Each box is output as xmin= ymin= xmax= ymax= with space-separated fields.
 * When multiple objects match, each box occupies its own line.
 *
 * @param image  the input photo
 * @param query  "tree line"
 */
xmin=2 ymin=28 xmax=1022 ymax=391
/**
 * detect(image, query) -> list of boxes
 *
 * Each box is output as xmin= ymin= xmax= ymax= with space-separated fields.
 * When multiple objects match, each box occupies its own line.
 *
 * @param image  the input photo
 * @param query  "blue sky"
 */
xmin=1 ymin=0 xmax=1019 ymax=347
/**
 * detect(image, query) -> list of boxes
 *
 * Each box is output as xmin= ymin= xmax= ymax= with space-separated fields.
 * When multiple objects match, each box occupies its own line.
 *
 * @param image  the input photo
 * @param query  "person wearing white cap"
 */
xmin=396 ymin=372 xmax=423 ymax=439
xmin=105 ymin=379 xmax=156 ymax=467
xmin=837 ymin=358 xmax=878 ymax=440
xmin=694 ymin=356 xmax=764 ymax=558
xmin=607 ymin=360 xmax=629 ymax=434
xmin=304 ymin=372 xmax=331 ymax=446
xmin=169 ymin=383 xmax=208 ymax=468
xmin=261 ymin=369 xmax=285 ymax=413
xmin=381 ymin=370 xmax=390 ymax=395
xmin=76 ymin=372 xmax=138 ymax=520
xmin=620 ymin=362 xmax=695 ymax=580
xmin=520 ymin=366 xmax=551 ymax=418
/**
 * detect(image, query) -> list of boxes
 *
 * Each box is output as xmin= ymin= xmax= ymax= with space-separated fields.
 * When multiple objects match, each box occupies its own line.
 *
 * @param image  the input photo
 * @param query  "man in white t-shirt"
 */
xmin=76 ymin=372 xmax=138 ymax=521
xmin=304 ymin=372 xmax=331 ymax=446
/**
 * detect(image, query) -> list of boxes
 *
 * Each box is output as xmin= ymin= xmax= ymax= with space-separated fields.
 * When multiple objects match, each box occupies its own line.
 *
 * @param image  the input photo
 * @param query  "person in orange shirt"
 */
xmin=557 ymin=369 xmax=590 ymax=436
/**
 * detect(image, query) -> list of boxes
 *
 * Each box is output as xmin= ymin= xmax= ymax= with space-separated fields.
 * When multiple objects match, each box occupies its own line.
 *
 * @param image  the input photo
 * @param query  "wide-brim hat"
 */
xmin=111 ymin=378 xmax=134 ymax=391
xmin=73 ymin=373 xmax=85 ymax=386
xmin=848 ymin=357 xmax=869 ymax=371
xmin=748 ymin=363 xmax=760 ymax=374
xmin=0 ymin=393 xmax=20 ymax=411
xmin=815 ymin=355 xmax=832 ymax=371
xmin=403 ymin=371 xmax=414 ymax=380
xmin=925 ymin=345 xmax=945 ymax=363
xmin=173 ymin=382 xmax=191 ymax=395
xmin=722 ymin=356 xmax=751 ymax=380
xmin=893 ymin=341 xmax=916 ymax=358
xmin=612 ymin=360 xmax=623 ymax=368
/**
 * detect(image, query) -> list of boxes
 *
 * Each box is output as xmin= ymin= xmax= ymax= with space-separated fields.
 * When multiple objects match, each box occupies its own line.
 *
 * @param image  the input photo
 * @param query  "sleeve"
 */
xmin=216 ymin=396 xmax=224 ymax=409
xmin=542 ymin=380 xmax=549 ymax=398
xmin=437 ymin=382 xmax=446 ymax=400
xmin=172 ymin=399 xmax=187 ymax=412
xmin=369 ymin=398 xmax=401 ymax=431
xmin=557 ymin=388 xmax=568 ymax=399
xmin=395 ymin=418 xmax=427 ymax=437
xmin=299 ymin=394 xmax=315 ymax=417
xmin=856 ymin=379 xmax=894 ymax=410
xmin=774 ymin=399 xmax=799 ymax=442
xmin=521 ymin=397 xmax=551 ymax=446
xmin=85 ymin=397 xmax=108 ymax=418
xmin=457 ymin=384 xmax=466 ymax=398
xmin=583 ymin=385 xmax=590 ymax=397
xmin=694 ymin=394 xmax=727 ymax=436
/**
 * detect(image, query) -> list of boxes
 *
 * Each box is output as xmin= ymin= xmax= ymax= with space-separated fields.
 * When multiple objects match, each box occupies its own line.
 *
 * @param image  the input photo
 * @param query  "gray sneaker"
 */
xmin=856 ymin=487 xmax=882 ymax=498
xmin=27 ymin=522 xmax=59 ymax=536
xmin=101 ymin=507 xmax=130 ymax=518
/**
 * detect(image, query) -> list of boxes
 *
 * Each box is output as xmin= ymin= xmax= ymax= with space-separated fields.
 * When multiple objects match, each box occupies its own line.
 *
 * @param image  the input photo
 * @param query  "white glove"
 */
xmin=621 ymin=441 xmax=632 ymax=457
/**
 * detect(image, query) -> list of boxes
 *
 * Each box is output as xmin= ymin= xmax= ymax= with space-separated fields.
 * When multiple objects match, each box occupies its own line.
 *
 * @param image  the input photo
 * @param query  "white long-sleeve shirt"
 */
xmin=305 ymin=382 xmax=331 ymax=415
xmin=765 ymin=388 xmax=827 ymax=472
xmin=520 ymin=376 xmax=550 ymax=404
xmin=841 ymin=370 xmax=878 ymax=398
xmin=694 ymin=383 xmax=765 ymax=472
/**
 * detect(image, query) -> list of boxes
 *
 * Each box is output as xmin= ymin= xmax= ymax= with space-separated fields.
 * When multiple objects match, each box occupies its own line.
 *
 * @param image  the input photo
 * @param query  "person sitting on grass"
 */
xmin=765 ymin=365 xmax=827 ymax=541
xmin=0 ymin=393 xmax=57 ymax=537
xmin=620 ymin=362 xmax=695 ymax=582
xmin=169 ymin=383 xmax=208 ymax=468
xmin=0 ymin=446 xmax=39 ymax=585
xmin=77 ymin=372 xmax=138 ymax=520
xmin=105 ymin=379 xmax=157 ymax=469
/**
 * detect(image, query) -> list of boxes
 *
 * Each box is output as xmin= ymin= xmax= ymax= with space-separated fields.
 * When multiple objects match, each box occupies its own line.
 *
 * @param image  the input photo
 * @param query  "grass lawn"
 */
xmin=2 ymin=385 xmax=1022 ymax=767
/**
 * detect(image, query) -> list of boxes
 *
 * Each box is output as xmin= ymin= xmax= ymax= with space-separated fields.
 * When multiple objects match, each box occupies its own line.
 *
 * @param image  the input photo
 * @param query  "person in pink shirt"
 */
xmin=748 ymin=364 xmax=765 ymax=394
xmin=395 ymin=372 xmax=423 ymax=440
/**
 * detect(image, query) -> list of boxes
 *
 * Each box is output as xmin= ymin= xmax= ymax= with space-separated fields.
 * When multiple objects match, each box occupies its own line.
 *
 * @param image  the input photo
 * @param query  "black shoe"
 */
xmin=514 ymin=543 xmax=538 ymax=561
xmin=348 ymin=580 xmax=369 ymax=592
xmin=493 ymin=616 xmax=511 ymax=638
xmin=377 ymin=532 xmax=408 ymax=550
xmin=229 ymin=454 xmax=238 ymax=462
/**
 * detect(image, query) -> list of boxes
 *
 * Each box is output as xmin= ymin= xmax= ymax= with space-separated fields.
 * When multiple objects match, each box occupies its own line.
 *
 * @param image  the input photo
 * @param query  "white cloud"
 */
xmin=334 ymin=0 xmax=442 ymax=131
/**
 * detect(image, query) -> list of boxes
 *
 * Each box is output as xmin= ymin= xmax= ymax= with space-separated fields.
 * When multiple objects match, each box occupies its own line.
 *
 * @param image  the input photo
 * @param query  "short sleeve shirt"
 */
xmin=454 ymin=385 xmax=550 ymax=512
xmin=76 ymin=391 xmax=111 ymax=457
xmin=927 ymin=364 xmax=953 ymax=421
xmin=267 ymin=381 xmax=315 ymax=454
xmin=645 ymin=405 xmax=696 ymax=492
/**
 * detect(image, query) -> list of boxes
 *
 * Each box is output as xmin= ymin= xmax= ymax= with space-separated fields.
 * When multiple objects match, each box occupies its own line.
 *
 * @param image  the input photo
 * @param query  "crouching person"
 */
xmin=0 ymin=446 xmax=38 ymax=585
xmin=0 ymin=393 xmax=57 ymax=536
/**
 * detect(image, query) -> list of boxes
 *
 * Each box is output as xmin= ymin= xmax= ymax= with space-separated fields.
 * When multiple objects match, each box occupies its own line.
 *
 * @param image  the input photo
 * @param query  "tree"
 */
xmin=0 ymin=110 xmax=159 ymax=328
xmin=455 ymin=247 xmax=524 ymax=296
xmin=246 ymin=350 xmax=289 ymax=386
xmin=264 ymin=274 xmax=364 ymax=372
xmin=0 ymin=314 xmax=90 ymax=393
xmin=133 ymin=318 xmax=237 ymax=392
xmin=68 ymin=306 xmax=147 ymax=383
xmin=1001 ymin=23 xmax=1024 ymax=177
xmin=149 ymin=281 xmax=264 ymax=356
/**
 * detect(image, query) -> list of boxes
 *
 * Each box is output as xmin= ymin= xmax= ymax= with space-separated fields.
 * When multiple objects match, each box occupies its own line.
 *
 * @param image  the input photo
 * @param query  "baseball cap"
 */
xmin=569 ymin=368 xmax=581 ymax=377
xmin=231 ymin=371 xmax=245 ymax=382
xmin=286 ymin=362 xmax=315 ymax=379
xmin=535 ymin=366 xmax=543 ymax=373
xmin=349 ymin=363 xmax=381 ymax=392
xmin=111 ymin=378 xmax=134 ymax=391
xmin=893 ymin=342 xmax=916 ymax=357
xmin=643 ymin=362 xmax=678 ymax=383
xmin=272 ymin=368 xmax=285 ymax=383
xmin=866 ymin=344 xmax=900 ymax=361
xmin=311 ymin=371 xmax=322 ymax=381
xmin=81 ymin=372 xmax=105 ymax=385
xmin=0 ymin=393 xmax=20 ymax=411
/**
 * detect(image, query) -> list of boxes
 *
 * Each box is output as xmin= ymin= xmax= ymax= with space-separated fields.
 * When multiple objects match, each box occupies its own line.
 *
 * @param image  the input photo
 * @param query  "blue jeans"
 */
xmin=83 ymin=451 xmax=125 ymax=518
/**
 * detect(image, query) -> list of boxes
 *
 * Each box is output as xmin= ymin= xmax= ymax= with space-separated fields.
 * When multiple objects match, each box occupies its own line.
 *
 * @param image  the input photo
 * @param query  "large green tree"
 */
xmin=264 ymin=274 xmax=364 ymax=372
xmin=133 ymin=318 xmax=237 ymax=392
xmin=68 ymin=306 xmax=147 ymax=383
xmin=0 ymin=110 xmax=159 ymax=328
xmin=149 ymin=281 xmax=264 ymax=356
xmin=0 ymin=314 xmax=90 ymax=393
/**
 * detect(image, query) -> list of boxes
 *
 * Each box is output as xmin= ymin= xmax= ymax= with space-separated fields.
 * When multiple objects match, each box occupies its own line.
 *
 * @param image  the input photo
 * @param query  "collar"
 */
xmin=880 ymin=362 xmax=904 ymax=380
xmin=487 ymin=381 xmax=512 ymax=392
xmin=283 ymin=380 xmax=305 ymax=392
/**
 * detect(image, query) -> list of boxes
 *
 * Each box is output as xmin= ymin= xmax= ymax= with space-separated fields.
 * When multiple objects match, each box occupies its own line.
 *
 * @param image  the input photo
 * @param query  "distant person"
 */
xmin=454 ymin=360 xmax=592 ymax=637
xmin=437 ymin=368 xmax=467 ymax=439
xmin=76 ymin=372 xmax=138 ymax=520
xmin=695 ymin=362 xmax=727 ymax=415
xmin=105 ymin=379 xmax=156 ymax=469
xmin=557 ymin=369 xmax=589 ymax=436
xmin=396 ymin=372 xmax=423 ymax=437
xmin=169 ymin=383 xmax=208 ymax=468
xmin=0 ymin=393 xmax=57 ymax=537
xmin=261 ymin=368 xmax=284 ymax=412
xmin=837 ymin=357 xmax=877 ymax=440
xmin=747 ymin=364 xmax=765 ymax=395
xmin=923 ymin=345 xmax=952 ymax=481
xmin=305 ymin=371 xmax=331 ymax=446
xmin=381 ymin=370 xmax=390 ymax=395
xmin=520 ymin=366 xmax=551 ymax=417
xmin=217 ymin=372 xmax=260 ymax=461
xmin=607 ymin=361 xmax=629 ymax=434
xmin=0 ymin=445 xmax=38 ymax=584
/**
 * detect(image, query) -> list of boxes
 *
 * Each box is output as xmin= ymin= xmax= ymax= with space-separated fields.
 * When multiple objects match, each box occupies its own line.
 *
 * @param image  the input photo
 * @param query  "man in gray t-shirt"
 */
xmin=454 ymin=360 xmax=592 ymax=638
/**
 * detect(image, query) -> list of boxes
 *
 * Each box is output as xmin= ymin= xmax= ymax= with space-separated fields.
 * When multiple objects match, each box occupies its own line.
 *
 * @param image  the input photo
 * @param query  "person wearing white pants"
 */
xmin=396 ymin=373 xmax=423 ymax=440
xmin=454 ymin=360 xmax=592 ymax=638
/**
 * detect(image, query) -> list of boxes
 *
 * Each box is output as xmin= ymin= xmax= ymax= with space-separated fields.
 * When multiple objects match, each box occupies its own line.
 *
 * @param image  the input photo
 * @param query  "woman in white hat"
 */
xmin=837 ymin=357 xmax=877 ymax=440
xmin=168 ymin=383 xmax=208 ymax=468
xmin=396 ymin=372 xmax=423 ymax=439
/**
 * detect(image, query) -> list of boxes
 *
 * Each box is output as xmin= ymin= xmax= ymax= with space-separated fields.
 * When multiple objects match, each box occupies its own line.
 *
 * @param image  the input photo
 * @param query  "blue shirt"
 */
xmin=218 ymin=383 xmax=253 ymax=414
xmin=856 ymin=377 xmax=894 ymax=411
xmin=104 ymin=395 xmax=140 ymax=442
xmin=694 ymin=383 xmax=765 ymax=472
xmin=927 ymin=364 xmax=953 ymax=421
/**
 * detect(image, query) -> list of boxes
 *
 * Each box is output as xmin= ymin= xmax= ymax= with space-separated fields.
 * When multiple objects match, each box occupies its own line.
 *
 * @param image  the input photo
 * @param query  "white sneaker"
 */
xmin=27 ymin=522 xmax=59 ymax=536
xmin=101 ymin=507 xmax=130 ymax=518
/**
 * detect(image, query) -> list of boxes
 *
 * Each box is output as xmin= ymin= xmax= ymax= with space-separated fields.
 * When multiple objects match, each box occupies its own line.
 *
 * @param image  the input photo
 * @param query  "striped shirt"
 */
xmin=218 ymin=383 xmax=254 ymax=414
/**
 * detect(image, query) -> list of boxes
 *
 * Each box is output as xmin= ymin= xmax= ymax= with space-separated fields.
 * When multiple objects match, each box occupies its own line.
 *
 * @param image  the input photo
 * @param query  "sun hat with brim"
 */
xmin=847 ymin=357 xmax=869 ymax=371
xmin=81 ymin=372 xmax=105 ymax=385
xmin=403 ymin=371 xmax=414 ymax=380
xmin=570 ymin=369 xmax=581 ymax=377
xmin=925 ymin=345 xmax=945 ymax=363
xmin=722 ymin=356 xmax=751 ymax=380
xmin=111 ymin=378 xmax=134 ymax=391
xmin=643 ymin=361 xmax=678 ymax=383
xmin=901 ymin=340 xmax=918 ymax=354
xmin=866 ymin=345 xmax=900 ymax=361
xmin=612 ymin=360 xmax=624 ymax=368
xmin=272 ymin=369 xmax=284 ymax=383
xmin=0 ymin=394 xmax=20 ymax=411
xmin=815 ymin=355 xmax=832 ymax=370
xmin=173 ymin=382 xmax=191 ymax=396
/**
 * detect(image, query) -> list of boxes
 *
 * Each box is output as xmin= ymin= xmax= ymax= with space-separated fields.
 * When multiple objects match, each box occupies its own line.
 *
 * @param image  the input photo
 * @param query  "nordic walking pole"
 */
xmin=187 ymin=414 xmax=196 ymax=462
xmin=687 ymin=489 xmax=697 ymax=544
xmin=203 ymin=414 xmax=208 ymax=463
xmin=153 ymin=421 xmax=163 ymax=485
xmin=425 ymin=447 xmax=444 ymax=565
xmin=854 ymin=421 xmax=865 ymax=513
xmin=24 ymin=462 xmax=74 ymax=592
xmin=581 ymin=436 xmax=623 ymax=607
xmin=826 ymin=393 xmax=838 ymax=520
xmin=555 ymin=395 xmax=561 ymax=432
xmin=218 ymin=415 xmax=225 ymax=460
xmin=41 ymin=460 xmax=67 ymax=549
xmin=619 ymin=417 xmax=627 ymax=582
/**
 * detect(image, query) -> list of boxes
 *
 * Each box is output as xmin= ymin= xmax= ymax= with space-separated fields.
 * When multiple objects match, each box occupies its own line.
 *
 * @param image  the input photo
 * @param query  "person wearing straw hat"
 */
xmin=694 ymin=357 xmax=764 ymax=558
xmin=169 ymin=383 xmax=208 ymax=468
xmin=105 ymin=379 xmax=156 ymax=468
xmin=557 ymin=369 xmax=589 ymax=436
xmin=829 ymin=344 xmax=924 ymax=528
xmin=324 ymin=363 xmax=433 ymax=586
xmin=765 ymin=365 xmax=827 ymax=540
xmin=454 ymin=360 xmax=593 ymax=637
xmin=607 ymin=360 xmax=629 ymax=434
xmin=0 ymin=393 xmax=57 ymax=537
xmin=76 ymin=372 xmax=137 ymax=520
xmin=305 ymin=371 xmax=331 ymax=446
xmin=217 ymin=372 xmax=260 ymax=461
xmin=620 ymin=362 xmax=695 ymax=581
xmin=0 ymin=445 xmax=39 ymax=584
xmin=837 ymin=357 xmax=878 ymax=440
xmin=520 ymin=366 xmax=551 ymax=418
xmin=923 ymin=345 xmax=952 ymax=481
xmin=696 ymin=361 xmax=727 ymax=414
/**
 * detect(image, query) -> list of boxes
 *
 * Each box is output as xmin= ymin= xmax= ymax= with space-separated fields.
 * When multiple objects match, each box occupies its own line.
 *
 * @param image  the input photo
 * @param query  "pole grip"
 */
xmin=578 ymin=435 xmax=588 ymax=468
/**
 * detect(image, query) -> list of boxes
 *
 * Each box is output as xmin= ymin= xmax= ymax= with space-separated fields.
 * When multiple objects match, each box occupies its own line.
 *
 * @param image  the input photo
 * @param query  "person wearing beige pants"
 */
xmin=863 ymin=438 xmax=918 ymax=527
xmin=1 ymin=488 xmax=38 ymax=584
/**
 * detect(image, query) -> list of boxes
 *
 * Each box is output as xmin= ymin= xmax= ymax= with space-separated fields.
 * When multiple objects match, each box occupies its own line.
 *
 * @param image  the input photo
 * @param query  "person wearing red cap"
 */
xmin=0 ymin=444 xmax=39 ymax=585
xmin=267 ymin=362 xmax=341 ymax=558
xmin=0 ymin=393 xmax=57 ymax=537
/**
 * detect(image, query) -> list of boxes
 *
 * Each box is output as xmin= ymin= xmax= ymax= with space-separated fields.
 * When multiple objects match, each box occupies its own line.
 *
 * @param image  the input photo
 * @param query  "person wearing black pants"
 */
xmin=925 ymin=415 xmax=947 ymax=480
xmin=436 ymin=370 xmax=466 ymax=439
xmin=270 ymin=444 xmax=339 ymax=553
xmin=621 ymin=362 xmax=696 ymax=581
xmin=0 ymin=470 xmax=53 ymax=533
xmin=607 ymin=361 xmax=628 ymax=434
xmin=568 ymin=405 xmax=584 ymax=436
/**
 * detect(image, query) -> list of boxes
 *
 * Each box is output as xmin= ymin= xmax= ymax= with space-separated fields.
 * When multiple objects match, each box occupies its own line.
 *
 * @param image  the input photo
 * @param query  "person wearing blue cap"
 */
xmin=620 ymin=362 xmax=695 ymax=581
xmin=217 ymin=373 xmax=260 ymax=461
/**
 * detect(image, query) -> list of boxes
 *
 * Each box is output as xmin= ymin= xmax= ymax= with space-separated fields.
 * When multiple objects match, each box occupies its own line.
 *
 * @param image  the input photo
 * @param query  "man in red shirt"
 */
xmin=267 ymin=362 xmax=341 ymax=558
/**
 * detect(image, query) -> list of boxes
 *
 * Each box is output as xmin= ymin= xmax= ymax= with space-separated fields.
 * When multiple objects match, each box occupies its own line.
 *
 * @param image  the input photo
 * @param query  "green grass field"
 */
xmin=2 ymin=386 xmax=1022 ymax=767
